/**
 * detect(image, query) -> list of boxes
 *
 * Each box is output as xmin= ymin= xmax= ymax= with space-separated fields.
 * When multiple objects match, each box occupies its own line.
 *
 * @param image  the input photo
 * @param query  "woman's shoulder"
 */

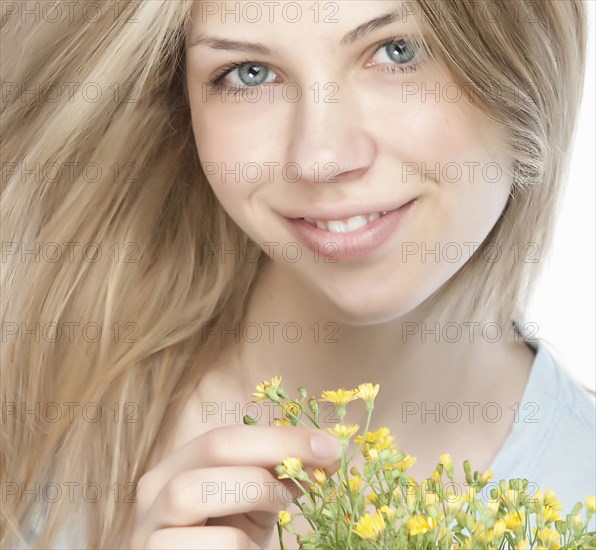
xmin=490 ymin=338 xmax=595 ymax=514
xmin=535 ymin=339 xmax=596 ymax=425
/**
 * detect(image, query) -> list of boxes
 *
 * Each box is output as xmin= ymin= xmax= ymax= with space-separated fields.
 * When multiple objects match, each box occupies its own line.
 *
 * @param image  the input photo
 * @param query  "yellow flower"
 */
xmin=465 ymin=514 xmax=477 ymax=532
xmin=475 ymin=523 xmax=495 ymax=545
xmin=425 ymin=492 xmax=440 ymax=506
xmin=479 ymin=470 xmax=494 ymax=486
xmin=365 ymin=490 xmax=378 ymax=506
xmin=320 ymin=388 xmax=359 ymax=407
xmin=312 ymin=467 xmax=327 ymax=484
xmin=487 ymin=498 xmax=500 ymax=516
xmin=352 ymin=511 xmax=386 ymax=541
xmin=543 ymin=505 xmax=562 ymax=524
xmin=543 ymin=488 xmax=562 ymax=511
xmin=354 ymin=427 xmax=396 ymax=452
xmin=586 ymin=495 xmax=596 ymax=513
xmin=272 ymin=417 xmax=289 ymax=426
xmin=356 ymin=383 xmax=380 ymax=408
xmin=406 ymin=489 xmax=418 ymax=512
xmin=440 ymin=453 xmax=454 ymax=478
xmin=281 ymin=402 xmax=301 ymax=421
xmin=505 ymin=488 xmax=520 ymax=507
xmin=379 ymin=505 xmax=396 ymax=519
xmin=504 ymin=511 xmax=525 ymax=532
xmin=445 ymin=492 xmax=464 ymax=515
xmin=463 ymin=485 xmax=477 ymax=503
xmin=394 ymin=454 xmax=417 ymax=471
xmin=252 ymin=376 xmax=282 ymax=401
xmin=277 ymin=457 xmax=306 ymax=480
xmin=327 ymin=423 xmax=360 ymax=440
xmin=572 ymin=514 xmax=583 ymax=529
xmin=349 ymin=475 xmax=362 ymax=493
xmin=535 ymin=527 xmax=561 ymax=549
xmin=407 ymin=514 xmax=437 ymax=536
xmin=278 ymin=510 xmax=291 ymax=526
xmin=366 ymin=448 xmax=379 ymax=462
xmin=493 ymin=519 xmax=507 ymax=539
xmin=515 ymin=541 xmax=529 ymax=550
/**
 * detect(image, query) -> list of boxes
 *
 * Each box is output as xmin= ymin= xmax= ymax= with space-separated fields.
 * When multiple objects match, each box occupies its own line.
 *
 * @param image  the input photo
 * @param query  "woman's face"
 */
xmin=185 ymin=0 xmax=512 ymax=324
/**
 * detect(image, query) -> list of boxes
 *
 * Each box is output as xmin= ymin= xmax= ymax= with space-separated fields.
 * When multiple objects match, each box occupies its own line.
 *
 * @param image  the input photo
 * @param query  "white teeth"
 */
xmin=303 ymin=211 xmax=387 ymax=233
xmin=346 ymin=215 xmax=369 ymax=232
xmin=327 ymin=220 xmax=349 ymax=233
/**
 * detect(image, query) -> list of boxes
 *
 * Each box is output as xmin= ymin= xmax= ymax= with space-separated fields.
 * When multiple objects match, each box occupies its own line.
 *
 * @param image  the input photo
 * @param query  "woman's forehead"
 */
xmin=188 ymin=0 xmax=422 ymax=40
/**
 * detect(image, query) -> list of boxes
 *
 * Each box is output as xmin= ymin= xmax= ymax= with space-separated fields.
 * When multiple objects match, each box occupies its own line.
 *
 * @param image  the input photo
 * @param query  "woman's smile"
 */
xmin=284 ymin=198 xmax=418 ymax=262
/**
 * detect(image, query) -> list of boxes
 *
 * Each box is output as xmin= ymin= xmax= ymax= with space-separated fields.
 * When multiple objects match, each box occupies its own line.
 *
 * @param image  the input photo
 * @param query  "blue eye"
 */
xmin=232 ymin=63 xmax=272 ymax=87
xmin=207 ymin=36 xmax=423 ymax=96
xmin=209 ymin=61 xmax=278 ymax=94
xmin=375 ymin=38 xmax=418 ymax=65
xmin=384 ymin=39 xmax=417 ymax=65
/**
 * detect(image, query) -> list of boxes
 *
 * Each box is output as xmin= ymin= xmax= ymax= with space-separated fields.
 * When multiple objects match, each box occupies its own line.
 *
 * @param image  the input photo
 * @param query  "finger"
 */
xmin=137 ymin=466 xmax=285 ymax=544
xmin=206 ymin=512 xmax=282 ymax=547
xmin=143 ymin=526 xmax=259 ymax=550
xmin=138 ymin=426 xmax=342 ymax=509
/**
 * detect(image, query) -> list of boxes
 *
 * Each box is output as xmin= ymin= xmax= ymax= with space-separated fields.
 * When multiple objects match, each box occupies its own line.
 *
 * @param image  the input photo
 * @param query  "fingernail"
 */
xmin=310 ymin=432 xmax=342 ymax=459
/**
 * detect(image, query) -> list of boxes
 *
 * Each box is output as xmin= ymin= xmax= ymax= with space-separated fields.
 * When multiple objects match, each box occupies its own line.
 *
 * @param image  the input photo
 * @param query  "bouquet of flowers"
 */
xmin=243 ymin=377 xmax=596 ymax=549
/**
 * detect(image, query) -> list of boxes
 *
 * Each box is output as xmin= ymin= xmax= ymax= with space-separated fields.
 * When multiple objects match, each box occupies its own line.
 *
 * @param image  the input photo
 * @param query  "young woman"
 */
xmin=1 ymin=0 xmax=593 ymax=548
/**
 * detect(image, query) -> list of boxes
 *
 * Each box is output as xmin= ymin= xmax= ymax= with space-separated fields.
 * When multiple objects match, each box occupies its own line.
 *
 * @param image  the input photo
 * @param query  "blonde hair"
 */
xmin=0 ymin=0 xmax=587 ymax=546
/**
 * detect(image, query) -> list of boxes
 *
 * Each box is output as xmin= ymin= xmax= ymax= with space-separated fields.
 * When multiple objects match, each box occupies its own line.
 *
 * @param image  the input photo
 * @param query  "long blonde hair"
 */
xmin=1 ymin=0 xmax=587 ymax=546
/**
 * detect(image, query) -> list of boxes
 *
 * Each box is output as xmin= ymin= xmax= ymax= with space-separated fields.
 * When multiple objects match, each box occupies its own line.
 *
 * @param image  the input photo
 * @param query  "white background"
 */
xmin=527 ymin=2 xmax=595 ymax=390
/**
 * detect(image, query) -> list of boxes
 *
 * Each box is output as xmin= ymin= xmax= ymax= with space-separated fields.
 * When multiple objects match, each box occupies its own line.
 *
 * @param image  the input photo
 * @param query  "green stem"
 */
xmin=345 ymin=405 xmax=373 ymax=465
xmin=285 ymin=399 xmax=320 ymax=429
xmin=277 ymin=521 xmax=285 ymax=550
xmin=339 ymin=442 xmax=354 ymax=547
xmin=363 ymin=404 xmax=373 ymax=438
xmin=345 ymin=464 xmax=380 ymax=548
xmin=291 ymin=497 xmax=318 ymax=531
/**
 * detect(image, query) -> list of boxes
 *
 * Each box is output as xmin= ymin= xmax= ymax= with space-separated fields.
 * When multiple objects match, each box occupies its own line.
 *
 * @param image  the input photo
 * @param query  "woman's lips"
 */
xmin=285 ymin=199 xmax=417 ymax=262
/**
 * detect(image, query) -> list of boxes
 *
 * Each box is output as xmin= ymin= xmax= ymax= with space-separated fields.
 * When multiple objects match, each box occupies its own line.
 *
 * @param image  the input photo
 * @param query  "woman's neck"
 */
xmin=214 ymin=261 xmax=535 ymax=431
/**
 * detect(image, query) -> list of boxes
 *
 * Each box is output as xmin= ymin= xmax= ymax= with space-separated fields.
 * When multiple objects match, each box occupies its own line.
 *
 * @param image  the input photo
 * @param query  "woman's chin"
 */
xmin=315 ymin=284 xmax=429 ymax=327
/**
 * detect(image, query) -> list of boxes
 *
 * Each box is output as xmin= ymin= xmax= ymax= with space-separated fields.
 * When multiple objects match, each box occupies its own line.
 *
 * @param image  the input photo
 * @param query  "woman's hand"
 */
xmin=127 ymin=425 xmax=343 ymax=549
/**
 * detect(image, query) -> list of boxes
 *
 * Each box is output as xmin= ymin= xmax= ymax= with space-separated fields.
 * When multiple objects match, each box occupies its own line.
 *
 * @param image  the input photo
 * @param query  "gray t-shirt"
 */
xmin=486 ymin=338 xmax=596 ymax=527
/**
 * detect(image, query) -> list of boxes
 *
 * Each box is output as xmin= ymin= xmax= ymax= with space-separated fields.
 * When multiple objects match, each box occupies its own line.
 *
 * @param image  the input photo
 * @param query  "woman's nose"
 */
xmin=283 ymin=85 xmax=376 ymax=185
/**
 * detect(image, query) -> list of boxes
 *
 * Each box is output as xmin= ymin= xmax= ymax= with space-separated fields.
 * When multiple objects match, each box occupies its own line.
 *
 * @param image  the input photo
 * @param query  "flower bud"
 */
xmin=478 ymin=470 xmax=494 ymax=487
xmin=243 ymin=414 xmax=257 ymax=425
xmin=493 ymin=519 xmax=506 ymax=539
xmin=279 ymin=510 xmax=292 ymax=526
xmin=276 ymin=386 xmax=288 ymax=399
xmin=555 ymin=519 xmax=567 ymax=535
xmin=440 ymin=453 xmax=454 ymax=479
xmin=570 ymin=502 xmax=583 ymax=516
xmin=313 ymin=467 xmax=327 ymax=484
xmin=463 ymin=460 xmax=472 ymax=483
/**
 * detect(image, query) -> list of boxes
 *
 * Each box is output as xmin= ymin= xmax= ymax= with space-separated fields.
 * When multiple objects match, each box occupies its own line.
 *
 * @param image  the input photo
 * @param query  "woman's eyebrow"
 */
xmin=187 ymin=8 xmax=402 ymax=53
